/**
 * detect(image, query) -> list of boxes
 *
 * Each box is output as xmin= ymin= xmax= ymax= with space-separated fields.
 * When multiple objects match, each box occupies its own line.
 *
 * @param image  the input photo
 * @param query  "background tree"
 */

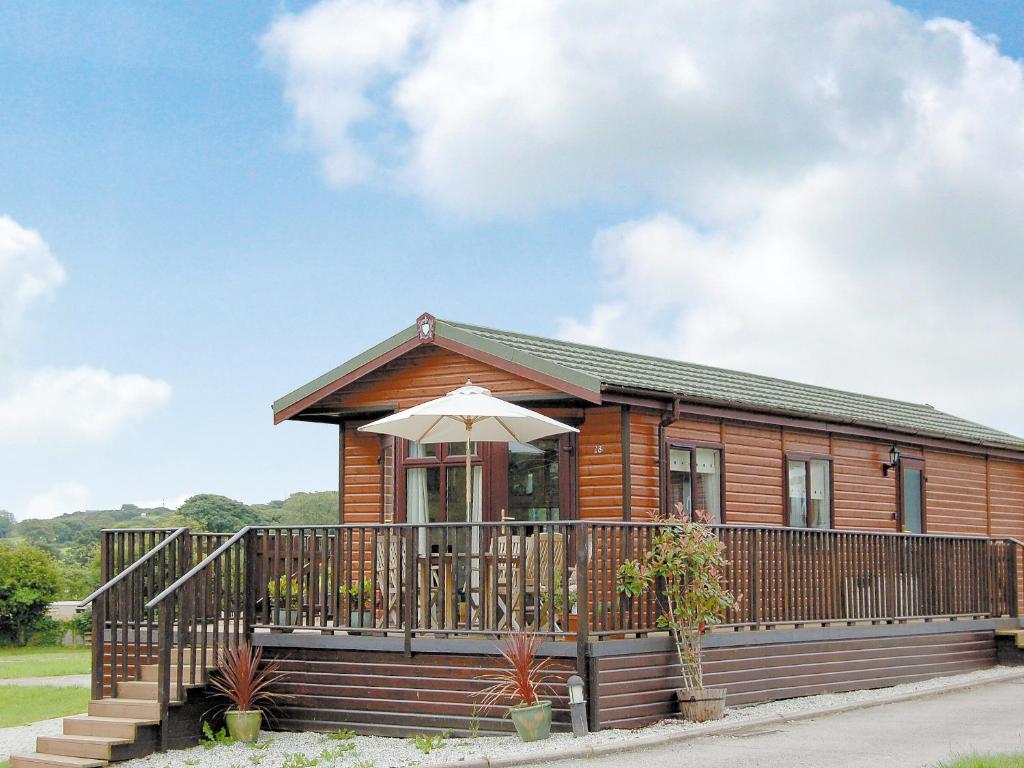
xmin=180 ymin=494 xmax=259 ymax=532
xmin=0 ymin=541 xmax=61 ymax=645
xmin=0 ymin=510 xmax=14 ymax=538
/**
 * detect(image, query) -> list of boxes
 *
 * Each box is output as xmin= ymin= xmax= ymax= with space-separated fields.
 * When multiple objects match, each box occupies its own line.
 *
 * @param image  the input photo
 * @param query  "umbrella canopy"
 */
xmin=358 ymin=382 xmax=578 ymax=518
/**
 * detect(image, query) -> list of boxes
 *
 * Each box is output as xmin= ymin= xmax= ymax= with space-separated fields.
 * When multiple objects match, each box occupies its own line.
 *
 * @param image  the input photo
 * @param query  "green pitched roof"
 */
xmin=444 ymin=319 xmax=1024 ymax=452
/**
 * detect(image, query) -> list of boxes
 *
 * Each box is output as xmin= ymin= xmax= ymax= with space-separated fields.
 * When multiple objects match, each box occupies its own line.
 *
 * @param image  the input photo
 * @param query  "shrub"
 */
xmin=0 ymin=541 xmax=61 ymax=646
xmin=477 ymin=631 xmax=552 ymax=710
xmin=209 ymin=642 xmax=287 ymax=713
xmin=617 ymin=514 xmax=736 ymax=692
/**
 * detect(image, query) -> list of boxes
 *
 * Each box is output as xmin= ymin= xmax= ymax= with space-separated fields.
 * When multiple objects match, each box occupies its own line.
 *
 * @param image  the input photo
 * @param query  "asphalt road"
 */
xmin=527 ymin=678 xmax=1024 ymax=768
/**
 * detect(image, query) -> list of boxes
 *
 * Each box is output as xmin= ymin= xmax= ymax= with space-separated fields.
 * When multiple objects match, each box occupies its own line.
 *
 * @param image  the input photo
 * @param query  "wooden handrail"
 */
xmin=79 ymin=527 xmax=189 ymax=608
xmin=145 ymin=526 xmax=251 ymax=610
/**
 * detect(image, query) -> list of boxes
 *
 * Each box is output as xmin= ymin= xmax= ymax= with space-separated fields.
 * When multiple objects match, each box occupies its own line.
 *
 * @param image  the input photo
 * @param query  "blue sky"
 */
xmin=2 ymin=1 xmax=1023 ymax=518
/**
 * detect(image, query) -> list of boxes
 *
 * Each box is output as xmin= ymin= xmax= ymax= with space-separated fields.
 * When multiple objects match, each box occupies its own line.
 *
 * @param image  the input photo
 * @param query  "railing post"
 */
xmin=403 ymin=526 xmax=415 ymax=657
xmin=886 ymin=536 xmax=897 ymax=623
xmin=574 ymin=522 xmax=591 ymax=724
xmin=749 ymin=528 xmax=759 ymax=628
xmin=157 ymin=599 xmax=172 ymax=752
xmin=244 ymin=529 xmax=256 ymax=639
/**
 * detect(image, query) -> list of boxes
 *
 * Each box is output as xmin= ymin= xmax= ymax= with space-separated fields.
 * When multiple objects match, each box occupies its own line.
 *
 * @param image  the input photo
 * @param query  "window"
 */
xmin=787 ymin=456 xmax=831 ymax=529
xmin=900 ymin=458 xmax=925 ymax=533
xmin=401 ymin=441 xmax=482 ymax=528
xmin=506 ymin=439 xmax=562 ymax=522
xmin=668 ymin=445 xmax=723 ymax=523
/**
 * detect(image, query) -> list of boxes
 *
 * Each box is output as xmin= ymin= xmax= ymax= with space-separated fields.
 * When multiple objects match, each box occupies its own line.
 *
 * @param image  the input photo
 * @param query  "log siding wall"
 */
xmin=593 ymin=630 xmax=997 ymax=729
xmin=330 ymin=346 xmax=1024 ymax=542
xmin=261 ymin=646 xmax=574 ymax=736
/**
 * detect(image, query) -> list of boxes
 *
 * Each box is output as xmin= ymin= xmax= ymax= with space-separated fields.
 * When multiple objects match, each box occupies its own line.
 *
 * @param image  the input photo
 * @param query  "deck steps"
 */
xmin=10 ymin=753 xmax=108 ymax=768
xmin=36 ymin=736 xmax=131 ymax=761
xmin=10 ymin=652 xmax=214 ymax=768
xmin=88 ymin=698 xmax=162 ymax=721
xmin=62 ymin=716 xmax=157 ymax=740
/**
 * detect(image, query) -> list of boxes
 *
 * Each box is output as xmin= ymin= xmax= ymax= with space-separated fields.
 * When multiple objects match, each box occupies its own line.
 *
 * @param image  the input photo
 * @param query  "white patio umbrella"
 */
xmin=358 ymin=382 xmax=578 ymax=517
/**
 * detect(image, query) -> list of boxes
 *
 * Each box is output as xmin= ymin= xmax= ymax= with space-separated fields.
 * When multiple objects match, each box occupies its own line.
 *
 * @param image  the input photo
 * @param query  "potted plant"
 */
xmin=617 ymin=514 xmax=736 ymax=722
xmin=343 ymin=578 xmax=374 ymax=629
xmin=208 ymin=641 xmax=286 ymax=743
xmin=269 ymin=574 xmax=301 ymax=628
xmin=541 ymin=578 xmax=578 ymax=638
xmin=478 ymin=631 xmax=553 ymax=742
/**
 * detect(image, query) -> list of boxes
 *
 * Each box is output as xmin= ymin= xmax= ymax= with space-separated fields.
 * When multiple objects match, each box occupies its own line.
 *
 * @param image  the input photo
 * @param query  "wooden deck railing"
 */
xmin=87 ymin=522 xmax=1021 ymax=730
xmin=79 ymin=528 xmax=190 ymax=699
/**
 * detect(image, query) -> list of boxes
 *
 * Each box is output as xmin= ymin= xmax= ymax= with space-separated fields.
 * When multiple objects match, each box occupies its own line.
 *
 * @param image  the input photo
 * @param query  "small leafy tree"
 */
xmin=617 ymin=515 xmax=736 ymax=691
xmin=0 ymin=541 xmax=61 ymax=646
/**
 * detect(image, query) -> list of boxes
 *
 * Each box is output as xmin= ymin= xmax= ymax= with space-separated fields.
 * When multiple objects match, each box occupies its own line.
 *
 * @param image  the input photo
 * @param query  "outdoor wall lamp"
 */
xmin=567 ymin=674 xmax=589 ymax=737
xmin=882 ymin=445 xmax=901 ymax=477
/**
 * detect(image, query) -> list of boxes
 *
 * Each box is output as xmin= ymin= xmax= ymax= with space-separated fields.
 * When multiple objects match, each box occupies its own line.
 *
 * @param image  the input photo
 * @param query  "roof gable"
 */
xmin=272 ymin=316 xmax=601 ymax=423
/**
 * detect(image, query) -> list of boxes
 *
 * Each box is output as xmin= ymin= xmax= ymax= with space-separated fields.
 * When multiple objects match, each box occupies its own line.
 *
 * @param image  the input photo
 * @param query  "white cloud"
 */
xmin=21 ymin=482 xmax=91 ymax=521
xmin=0 ymin=216 xmax=65 ymax=364
xmin=0 ymin=215 xmax=173 ymax=444
xmin=0 ymin=367 xmax=172 ymax=443
xmin=264 ymin=0 xmax=1024 ymax=435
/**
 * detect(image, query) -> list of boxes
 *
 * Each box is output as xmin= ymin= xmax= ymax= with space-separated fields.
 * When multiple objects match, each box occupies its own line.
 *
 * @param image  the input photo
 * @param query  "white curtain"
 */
xmin=696 ymin=447 xmax=722 ymax=523
xmin=406 ymin=467 xmax=429 ymax=551
xmin=470 ymin=466 xmax=483 ymax=591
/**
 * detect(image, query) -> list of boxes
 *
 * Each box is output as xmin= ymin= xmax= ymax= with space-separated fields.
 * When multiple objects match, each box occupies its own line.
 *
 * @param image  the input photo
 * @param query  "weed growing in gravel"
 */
xmin=184 ymin=760 xmax=200 ymax=766
xmin=411 ymin=732 xmax=450 ymax=754
xmin=201 ymin=721 xmax=236 ymax=749
xmin=250 ymin=755 xmax=265 ymax=766
xmin=249 ymin=740 xmax=274 ymax=750
xmin=468 ymin=706 xmax=481 ymax=739
xmin=324 ymin=730 xmax=355 ymax=742
xmin=351 ymin=762 xmax=374 ymax=768
xmin=281 ymin=752 xmax=320 ymax=768
xmin=319 ymin=744 xmax=356 ymax=765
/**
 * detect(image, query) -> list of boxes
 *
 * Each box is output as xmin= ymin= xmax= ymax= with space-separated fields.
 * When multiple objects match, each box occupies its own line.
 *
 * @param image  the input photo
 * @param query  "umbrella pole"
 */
xmin=465 ymin=422 xmax=472 ymax=521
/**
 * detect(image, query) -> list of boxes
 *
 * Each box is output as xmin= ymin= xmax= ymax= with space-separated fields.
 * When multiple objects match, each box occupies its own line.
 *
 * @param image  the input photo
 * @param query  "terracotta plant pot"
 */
xmin=510 ymin=700 xmax=552 ymax=742
xmin=225 ymin=709 xmax=262 ymax=743
xmin=677 ymin=687 xmax=727 ymax=722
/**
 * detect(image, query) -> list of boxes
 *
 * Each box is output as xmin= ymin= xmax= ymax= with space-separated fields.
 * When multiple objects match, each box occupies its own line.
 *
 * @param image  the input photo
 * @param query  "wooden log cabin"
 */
xmin=15 ymin=313 xmax=1024 ymax=768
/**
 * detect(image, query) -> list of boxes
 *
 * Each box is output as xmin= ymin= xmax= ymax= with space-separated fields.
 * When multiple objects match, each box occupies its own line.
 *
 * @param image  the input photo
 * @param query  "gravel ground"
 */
xmin=0 ymin=718 xmax=66 ymax=762
xmin=112 ymin=665 xmax=1019 ymax=768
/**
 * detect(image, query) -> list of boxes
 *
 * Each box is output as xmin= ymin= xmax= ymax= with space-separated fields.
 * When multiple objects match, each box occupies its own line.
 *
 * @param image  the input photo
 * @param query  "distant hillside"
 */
xmin=7 ymin=491 xmax=339 ymax=556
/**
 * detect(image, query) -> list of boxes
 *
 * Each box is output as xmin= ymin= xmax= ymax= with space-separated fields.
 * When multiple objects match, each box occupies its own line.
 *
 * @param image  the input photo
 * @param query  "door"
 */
xmin=899 ymin=458 xmax=926 ymax=533
xmin=490 ymin=433 xmax=576 ymax=524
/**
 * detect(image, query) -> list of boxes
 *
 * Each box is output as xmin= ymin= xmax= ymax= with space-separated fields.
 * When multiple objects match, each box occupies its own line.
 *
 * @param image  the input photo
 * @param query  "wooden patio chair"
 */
xmin=523 ymin=532 xmax=565 ymax=630
xmin=483 ymin=534 xmax=524 ymax=630
xmin=374 ymin=536 xmax=405 ymax=629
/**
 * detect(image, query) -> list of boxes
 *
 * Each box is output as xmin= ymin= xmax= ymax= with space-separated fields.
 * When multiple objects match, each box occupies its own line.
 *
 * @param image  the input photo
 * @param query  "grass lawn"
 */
xmin=0 ymin=686 xmax=90 ymax=728
xmin=937 ymin=756 xmax=1024 ymax=767
xmin=0 ymin=646 xmax=91 ymax=679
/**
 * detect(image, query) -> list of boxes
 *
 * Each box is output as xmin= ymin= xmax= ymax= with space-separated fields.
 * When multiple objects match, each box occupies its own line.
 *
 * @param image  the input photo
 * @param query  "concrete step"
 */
xmin=62 ymin=716 xmax=155 ymax=740
xmin=36 ymin=736 xmax=129 ymax=761
xmin=10 ymin=754 xmax=107 ymax=768
xmin=88 ymin=699 xmax=160 ymax=721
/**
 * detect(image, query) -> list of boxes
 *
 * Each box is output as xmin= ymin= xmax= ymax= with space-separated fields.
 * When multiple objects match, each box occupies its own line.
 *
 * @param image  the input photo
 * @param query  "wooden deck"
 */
xmin=81 ymin=524 xmax=1022 ymax=740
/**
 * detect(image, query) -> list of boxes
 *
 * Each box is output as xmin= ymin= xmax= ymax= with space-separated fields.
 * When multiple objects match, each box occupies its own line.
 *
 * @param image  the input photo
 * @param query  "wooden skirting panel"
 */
xmin=594 ymin=630 xmax=997 ymax=730
xmin=260 ymin=646 xmax=575 ymax=736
